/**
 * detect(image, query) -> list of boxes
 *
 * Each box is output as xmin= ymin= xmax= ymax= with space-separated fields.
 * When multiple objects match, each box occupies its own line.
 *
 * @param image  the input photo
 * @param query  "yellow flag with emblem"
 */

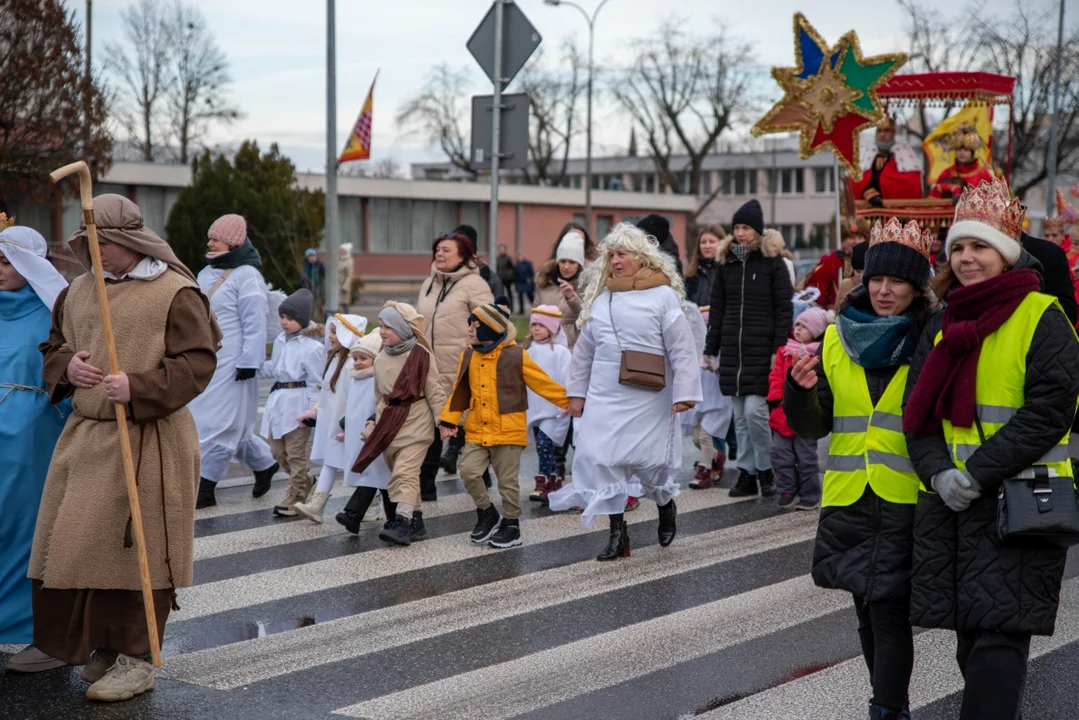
xmin=922 ymin=103 xmax=994 ymax=185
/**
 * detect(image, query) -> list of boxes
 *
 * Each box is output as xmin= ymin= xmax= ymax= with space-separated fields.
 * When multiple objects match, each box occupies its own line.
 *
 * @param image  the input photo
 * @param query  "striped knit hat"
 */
xmin=469 ymin=303 xmax=512 ymax=349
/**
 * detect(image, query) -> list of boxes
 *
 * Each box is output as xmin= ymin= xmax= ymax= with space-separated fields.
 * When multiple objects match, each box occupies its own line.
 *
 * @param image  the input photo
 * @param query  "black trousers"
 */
xmin=344 ymin=486 xmax=395 ymax=519
xmin=852 ymin=594 xmax=914 ymax=712
xmin=552 ymin=420 xmax=573 ymax=477
xmin=419 ymin=427 xmax=441 ymax=499
xmin=516 ymin=291 xmax=534 ymax=314
xmin=956 ymin=629 xmax=1031 ymax=720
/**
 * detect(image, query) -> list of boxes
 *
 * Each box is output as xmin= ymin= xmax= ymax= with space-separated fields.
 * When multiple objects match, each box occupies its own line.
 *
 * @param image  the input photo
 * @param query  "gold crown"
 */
xmin=877 ymin=115 xmax=896 ymax=131
xmin=952 ymin=125 xmax=983 ymax=152
xmin=869 ymin=217 xmax=933 ymax=259
xmin=1043 ymin=216 xmax=1067 ymax=234
xmin=953 ymin=178 xmax=1025 ymax=242
xmin=0 ymin=212 xmax=14 ymax=231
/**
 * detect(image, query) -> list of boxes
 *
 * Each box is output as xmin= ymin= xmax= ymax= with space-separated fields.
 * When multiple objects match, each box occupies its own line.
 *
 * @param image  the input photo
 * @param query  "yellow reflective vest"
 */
xmin=937 ymin=292 xmax=1074 ymax=482
xmin=822 ymin=325 xmax=920 ymax=508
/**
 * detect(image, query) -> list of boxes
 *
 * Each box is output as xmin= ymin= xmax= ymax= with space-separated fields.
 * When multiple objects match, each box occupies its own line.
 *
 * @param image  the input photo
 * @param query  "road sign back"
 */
xmin=467 ymin=1 xmax=542 ymax=89
xmin=471 ymin=93 xmax=530 ymax=170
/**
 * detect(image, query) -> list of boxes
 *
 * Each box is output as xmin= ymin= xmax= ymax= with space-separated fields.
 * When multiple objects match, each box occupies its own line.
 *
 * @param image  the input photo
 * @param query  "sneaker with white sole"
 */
xmin=85 ymin=654 xmax=154 ymax=702
xmin=81 ymin=649 xmax=119 ymax=683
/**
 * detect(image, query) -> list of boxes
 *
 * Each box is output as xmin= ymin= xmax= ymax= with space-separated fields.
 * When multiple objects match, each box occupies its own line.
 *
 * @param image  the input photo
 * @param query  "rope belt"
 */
xmin=270 ymin=381 xmax=307 ymax=393
xmin=0 ymin=383 xmax=66 ymax=420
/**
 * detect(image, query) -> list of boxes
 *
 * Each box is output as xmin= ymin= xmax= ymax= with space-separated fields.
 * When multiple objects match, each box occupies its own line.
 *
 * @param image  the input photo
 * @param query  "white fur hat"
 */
xmin=556 ymin=231 xmax=586 ymax=266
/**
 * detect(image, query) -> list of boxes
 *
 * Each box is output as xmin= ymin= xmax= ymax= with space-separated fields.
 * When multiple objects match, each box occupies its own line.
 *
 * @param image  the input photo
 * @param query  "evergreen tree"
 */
xmin=166 ymin=141 xmax=324 ymax=292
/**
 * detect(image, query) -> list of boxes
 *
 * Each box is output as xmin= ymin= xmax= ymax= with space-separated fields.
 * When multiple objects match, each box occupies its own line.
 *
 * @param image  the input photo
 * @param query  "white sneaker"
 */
xmin=366 ymin=498 xmax=384 ymax=522
xmin=85 ymin=654 xmax=154 ymax=702
xmin=81 ymin=649 xmax=118 ymax=683
xmin=294 ymin=490 xmax=330 ymax=523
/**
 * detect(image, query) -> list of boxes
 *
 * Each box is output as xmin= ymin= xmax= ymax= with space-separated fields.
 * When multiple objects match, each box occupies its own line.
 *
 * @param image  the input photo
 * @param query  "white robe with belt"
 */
xmin=548 ymin=285 xmax=703 ymax=526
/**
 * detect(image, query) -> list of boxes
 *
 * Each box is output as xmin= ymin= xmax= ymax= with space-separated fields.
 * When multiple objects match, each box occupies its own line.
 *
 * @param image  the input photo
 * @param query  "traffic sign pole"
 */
xmin=488 ymin=0 xmax=504 ymax=271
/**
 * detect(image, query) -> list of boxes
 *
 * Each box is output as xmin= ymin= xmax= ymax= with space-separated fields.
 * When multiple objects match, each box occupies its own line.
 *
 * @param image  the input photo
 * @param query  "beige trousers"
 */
xmin=459 ymin=443 xmax=523 ymax=519
xmin=386 ymin=441 xmax=429 ymax=516
xmin=269 ymin=426 xmax=313 ymax=506
xmin=693 ymin=422 xmax=718 ymax=467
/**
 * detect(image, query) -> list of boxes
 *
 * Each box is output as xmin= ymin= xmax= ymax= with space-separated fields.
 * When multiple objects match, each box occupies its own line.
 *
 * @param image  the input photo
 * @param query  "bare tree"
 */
xmin=0 ymin=0 xmax=112 ymax=204
xmin=105 ymin=0 xmax=171 ymax=161
xmin=396 ymin=64 xmax=477 ymax=178
xmin=977 ymin=4 xmax=1079 ymax=200
xmin=516 ymin=41 xmax=587 ymax=186
xmin=164 ymin=2 xmax=241 ymax=163
xmin=611 ymin=21 xmax=756 ymax=211
xmin=339 ymin=156 xmax=401 ymax=179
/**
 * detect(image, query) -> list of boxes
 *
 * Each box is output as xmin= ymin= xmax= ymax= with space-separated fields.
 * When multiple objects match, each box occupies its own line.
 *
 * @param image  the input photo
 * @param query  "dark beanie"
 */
xmin=862 ymin=242 xmax=931 ymax=292
xmin=453 ymin=224 xmax=479 ymax=252
xmin=636 ymin=214 xmax=670 ymax=244
xmin=732 ymin=199 xmax=764 ymax=236
xmin=850 ymin=241 xmax=869 ymax=271
xmin=279 ymin=288 xmax=313 ymax=328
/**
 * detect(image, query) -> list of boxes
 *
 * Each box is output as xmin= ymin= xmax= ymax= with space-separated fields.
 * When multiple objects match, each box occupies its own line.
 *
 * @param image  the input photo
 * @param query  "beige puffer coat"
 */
xmin=533 ymin=259 xmax=584 ymax=349
xmin=416 ymin=262 xmax=494 ymax=397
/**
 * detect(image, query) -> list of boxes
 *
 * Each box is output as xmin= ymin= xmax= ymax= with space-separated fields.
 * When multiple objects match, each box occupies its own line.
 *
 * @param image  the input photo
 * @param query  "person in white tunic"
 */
xmin=685 ymin=305 xmax=733 ymax=489
xmin=295 ymin=313 xmax=367 ymax=523
xmin=548 ymin=223 xmax=702 ymax=561
xmin=524 ymin=305 xmax=572 ymax=504
xmin=334 ymin=331 xmax=393 ymax=535
xmin=192 ymin=215 xmax=279 ymax=509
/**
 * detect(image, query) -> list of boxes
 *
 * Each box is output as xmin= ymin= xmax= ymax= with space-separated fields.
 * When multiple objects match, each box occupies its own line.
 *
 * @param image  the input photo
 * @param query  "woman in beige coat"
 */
xmin=415 ymin=231 xmax=493 ymax=498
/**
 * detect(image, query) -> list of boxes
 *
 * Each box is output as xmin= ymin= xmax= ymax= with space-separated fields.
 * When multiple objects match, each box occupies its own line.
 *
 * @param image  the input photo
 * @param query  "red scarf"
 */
xmin=351 ymin=347 xmax=430 ymax=473
xmin=903 ymin=268 xmax=1041 ymax=435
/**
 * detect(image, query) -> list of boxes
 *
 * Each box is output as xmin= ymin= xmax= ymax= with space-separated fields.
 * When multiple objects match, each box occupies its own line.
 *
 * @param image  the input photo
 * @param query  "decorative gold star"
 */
xmin=797 ymin=60 xmax=860 ymax=133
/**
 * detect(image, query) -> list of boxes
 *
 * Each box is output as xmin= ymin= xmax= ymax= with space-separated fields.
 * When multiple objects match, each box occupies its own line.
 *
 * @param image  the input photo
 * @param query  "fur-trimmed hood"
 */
xmin=717 ymin=229 xmax=790 ymax=264
xmin=535 ymin=258 xmax=583 ymax=291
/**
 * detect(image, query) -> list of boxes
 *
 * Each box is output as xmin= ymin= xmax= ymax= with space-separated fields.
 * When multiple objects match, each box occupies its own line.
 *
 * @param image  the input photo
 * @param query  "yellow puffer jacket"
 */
xmin=439 ymin=340 xmax=569 ymax=447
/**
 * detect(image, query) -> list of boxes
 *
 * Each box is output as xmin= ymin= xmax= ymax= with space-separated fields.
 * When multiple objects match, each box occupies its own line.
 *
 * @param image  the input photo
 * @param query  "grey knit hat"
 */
xmin=279 ymin=288 xmax=313 ymax=327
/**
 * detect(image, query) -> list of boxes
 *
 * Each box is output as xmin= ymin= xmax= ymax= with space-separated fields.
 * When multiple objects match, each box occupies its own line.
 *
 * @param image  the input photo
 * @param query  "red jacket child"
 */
xmin=767 ymin=307 xmax=831 ymax=437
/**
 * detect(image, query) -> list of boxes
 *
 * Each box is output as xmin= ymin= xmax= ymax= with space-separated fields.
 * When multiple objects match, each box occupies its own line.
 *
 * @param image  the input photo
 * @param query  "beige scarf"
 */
xmin=605 ymin=266 xmax=671 ymax=293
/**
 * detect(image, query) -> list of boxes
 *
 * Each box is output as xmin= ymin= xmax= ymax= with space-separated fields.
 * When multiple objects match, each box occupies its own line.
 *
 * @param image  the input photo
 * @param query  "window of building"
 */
xmin=769 ymin=168 xmax=804 ymax=195
xmin=809 ymin=223 xmax=830 ymax=249
xmin=645 ymin=174 xmax=655 ymax=193
xmin=814 ymin=167 xmax=835 ymax=194
xmin=700 ymin=171 xmax=712 ymax=197
xmin=721 ymin=169 xmax=757 ymax=196
xmin=775 ymin=223 xmax=806 ymax=248
xmin=369 ymin=198 xmax=461 ymax=253
xmin=632 ymin=174 xmax=643 ymax=192
xmin=572 ymin=176 xmax=582 ymax=189
xmin=596 ymin=215 xmax=614 ymax=239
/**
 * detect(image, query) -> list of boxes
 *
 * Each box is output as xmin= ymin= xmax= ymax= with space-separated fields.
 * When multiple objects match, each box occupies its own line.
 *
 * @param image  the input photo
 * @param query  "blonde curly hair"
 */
xmin=577 ymin=222 xmax=686 ymax=328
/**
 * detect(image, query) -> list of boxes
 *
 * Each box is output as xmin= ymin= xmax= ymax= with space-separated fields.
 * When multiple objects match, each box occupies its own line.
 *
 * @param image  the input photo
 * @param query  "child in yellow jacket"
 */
xmin=440 ymin=303 xmax=569 ymax=548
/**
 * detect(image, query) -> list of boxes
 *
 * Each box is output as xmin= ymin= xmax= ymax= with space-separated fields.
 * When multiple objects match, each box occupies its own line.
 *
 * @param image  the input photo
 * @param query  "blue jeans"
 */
xmin=731 ymin=395 xmax=772 ymax=473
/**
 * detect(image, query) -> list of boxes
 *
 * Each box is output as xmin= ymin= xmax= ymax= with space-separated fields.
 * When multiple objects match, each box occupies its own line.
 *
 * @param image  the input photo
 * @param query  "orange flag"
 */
xmin=339 ymin=71 xmax=377 ymax=164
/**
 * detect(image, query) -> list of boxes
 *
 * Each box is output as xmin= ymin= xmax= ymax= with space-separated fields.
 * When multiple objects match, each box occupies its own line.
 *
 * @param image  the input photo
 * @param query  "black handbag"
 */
xmin=974 ymin=415 xmax=1079 ymax=548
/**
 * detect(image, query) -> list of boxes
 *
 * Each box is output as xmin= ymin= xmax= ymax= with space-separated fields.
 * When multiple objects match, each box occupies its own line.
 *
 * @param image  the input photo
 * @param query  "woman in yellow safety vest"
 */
xmin=903 ymin=179 xmax=1079 ymax=720
xmin=785 ymin=217 xmax=934 ymax=720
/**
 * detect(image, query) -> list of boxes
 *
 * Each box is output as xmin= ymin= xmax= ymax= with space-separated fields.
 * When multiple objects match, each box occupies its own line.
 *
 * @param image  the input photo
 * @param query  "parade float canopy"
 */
xmin=751 ymin=13 xmax=908 ymax=182
xmin=855 ymin=70 xmax=1018 ymax=229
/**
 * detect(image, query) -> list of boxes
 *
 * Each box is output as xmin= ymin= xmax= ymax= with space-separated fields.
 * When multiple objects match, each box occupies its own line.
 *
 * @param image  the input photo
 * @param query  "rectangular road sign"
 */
xmin=471 ymin=93 xmax=530 ymax=170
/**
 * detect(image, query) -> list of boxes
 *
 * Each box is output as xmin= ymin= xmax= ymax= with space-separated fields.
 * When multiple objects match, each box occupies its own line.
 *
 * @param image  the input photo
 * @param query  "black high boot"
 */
xmin=728 ymin=472 xmax=759 ymax=498
xmin=336 ymin=487 xmax=376 ymax=535
xmin=657 ymin=499 xmax=677 ymax=547
xmin=597 ymin=515 xmax=630 ymax=561
xmin=758 ymin=468 xmax=777 ymax=498
xmin=196 ymin=478 xmax=216 ymax=509
xmin=380 ymin=489 xmax=396 ymax=528
xmin=439 ymin=432 xmax=465 ymax=474
xmin=252 ymin=462 xmax=279 ymax=498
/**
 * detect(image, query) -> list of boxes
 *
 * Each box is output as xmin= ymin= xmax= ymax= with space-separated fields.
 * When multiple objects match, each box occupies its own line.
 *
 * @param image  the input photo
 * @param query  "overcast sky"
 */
xmin=82 ymin=0 xmax=1040 ymax=173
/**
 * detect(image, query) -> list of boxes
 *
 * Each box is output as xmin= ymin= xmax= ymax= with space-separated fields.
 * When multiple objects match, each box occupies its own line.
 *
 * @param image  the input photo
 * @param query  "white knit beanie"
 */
xmin=945 ymin=220 xmax=1022 ymax=265
xmin=556 ymin=232 xmax=586 ymax=265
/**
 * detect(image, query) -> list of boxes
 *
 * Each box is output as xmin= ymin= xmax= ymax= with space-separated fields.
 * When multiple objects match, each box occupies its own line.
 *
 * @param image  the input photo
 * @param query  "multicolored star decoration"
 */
xmin=751 ymin=13 xmax=908 ymax=181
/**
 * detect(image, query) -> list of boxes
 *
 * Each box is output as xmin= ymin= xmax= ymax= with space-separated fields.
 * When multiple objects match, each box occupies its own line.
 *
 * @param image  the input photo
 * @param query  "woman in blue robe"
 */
xmin=0 ymin=224 xmax=69 ymax=669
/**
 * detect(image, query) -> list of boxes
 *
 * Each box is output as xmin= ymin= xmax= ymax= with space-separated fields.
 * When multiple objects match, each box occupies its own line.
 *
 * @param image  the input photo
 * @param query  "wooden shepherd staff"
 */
xmin=50 ymin=161 xmax=163 ymax=668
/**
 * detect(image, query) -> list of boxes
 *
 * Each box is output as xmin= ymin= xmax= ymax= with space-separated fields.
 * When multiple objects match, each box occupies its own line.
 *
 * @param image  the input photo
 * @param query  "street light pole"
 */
xmin=1045 ymin=0 xmax=1066 ymax=219
xmin=545 ymin=0 xmax=611 ymax=241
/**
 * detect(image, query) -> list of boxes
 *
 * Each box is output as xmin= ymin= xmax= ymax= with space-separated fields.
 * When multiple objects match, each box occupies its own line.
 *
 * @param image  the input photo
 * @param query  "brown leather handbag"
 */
xmin=609 ymin=294 xmax=666 ymax=391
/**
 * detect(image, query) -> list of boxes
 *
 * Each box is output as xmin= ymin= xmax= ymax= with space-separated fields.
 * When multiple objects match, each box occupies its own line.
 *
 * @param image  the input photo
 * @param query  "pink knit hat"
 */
xmin=530 ymin=305 xmax=563 ymax=339
xmin=208 ymin=214 xmax=247 ymax=248
xmin=795 ymin=306 xmax=830 ymax=340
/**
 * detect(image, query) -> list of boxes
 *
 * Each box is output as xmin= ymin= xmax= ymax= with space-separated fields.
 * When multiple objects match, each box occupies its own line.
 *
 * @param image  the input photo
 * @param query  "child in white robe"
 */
xmin=335 ymin=331 xmax=394 ymax=535
xmin=686 ymin=305 xmax=733 ymax=489
xmin=524 ymin=305 xmax=572 ymax=504
xmin=295 ymin=313 xmax=367 ymax=523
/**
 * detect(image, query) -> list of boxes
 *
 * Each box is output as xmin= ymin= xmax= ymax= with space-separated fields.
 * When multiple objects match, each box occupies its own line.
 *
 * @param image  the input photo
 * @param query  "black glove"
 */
xmin=301 ymin=416 xmax=317 ymax=428
xmin=868 ymin=195 xmax=884 ymax=208
xmin=339 ymin=416 xmax=346 ymax=430
xmin=235 ymin=368 xmax=257 ymax=381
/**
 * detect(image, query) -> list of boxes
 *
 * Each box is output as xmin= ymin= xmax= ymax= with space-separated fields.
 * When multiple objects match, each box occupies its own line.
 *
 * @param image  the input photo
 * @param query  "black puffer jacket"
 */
xmin=783 ymin=289 xmax=922 ymax=602
xmin=704 ymin=230 xmax=793 ymax=396
xmin=903 ymin=257 xmax=1079 ymax=636
xmin=684 ymin=257 xmax=719 ymax=308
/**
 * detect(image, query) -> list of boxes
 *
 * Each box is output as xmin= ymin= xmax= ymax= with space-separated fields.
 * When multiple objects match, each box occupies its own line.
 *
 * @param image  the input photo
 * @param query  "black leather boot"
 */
xmin=728 ymin=473 xmax=758 ymax=498
xmin=597 ymin=520 xmax=630 ymax=561
xmin=196 ymin=478 xmax=216 ymax=509
xmin=252 ymin=462 xmax=279 ymax=498
xmin=410 ymin=511 xmax=428 ymax=541
xmin=758 ymin=468 xmax=777 ymax=498
xmin=657 ymin=499 xmax=677 ymax=547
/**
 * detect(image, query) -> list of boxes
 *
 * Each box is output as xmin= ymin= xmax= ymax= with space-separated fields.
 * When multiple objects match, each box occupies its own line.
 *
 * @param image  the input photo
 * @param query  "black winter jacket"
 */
xmin=783 ymin=289 xmax=921 ymax=602
xmin=903 ymin=256 xmax=1079 ymax=635
xmin=684 ymin=258 xmax=719 ymax=308
xmin=704 ymin=231 xmax=793 ymax=396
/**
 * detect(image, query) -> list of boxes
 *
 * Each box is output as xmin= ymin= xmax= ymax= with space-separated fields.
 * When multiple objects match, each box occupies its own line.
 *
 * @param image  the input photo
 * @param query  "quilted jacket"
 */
xmin=783 ymin=317 xmax=917 ymax=602
xmin=903 ymin=260 xmax=1079 ymax=635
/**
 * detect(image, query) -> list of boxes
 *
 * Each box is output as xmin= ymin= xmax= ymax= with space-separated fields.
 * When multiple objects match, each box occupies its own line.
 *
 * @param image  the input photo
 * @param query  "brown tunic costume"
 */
xmin=28 ymin=194 xmax=218 ymax=665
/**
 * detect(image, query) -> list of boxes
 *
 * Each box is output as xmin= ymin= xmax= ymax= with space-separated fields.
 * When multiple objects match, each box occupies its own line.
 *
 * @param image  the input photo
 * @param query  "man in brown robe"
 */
xmin=11 ymin=194 xmax=218 ymax=702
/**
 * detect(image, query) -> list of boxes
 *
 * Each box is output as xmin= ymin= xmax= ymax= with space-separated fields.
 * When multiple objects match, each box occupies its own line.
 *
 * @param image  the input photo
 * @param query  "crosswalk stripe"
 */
xmin=164 ymin=511 xmax=819 ymax=690
xmin=330 ymin=573 xmax=849 ymax=719
xmin=698 ymin=576 xmax=1079 ymax=719
xmin=174 ymin=490 xmax=750 ymax=621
